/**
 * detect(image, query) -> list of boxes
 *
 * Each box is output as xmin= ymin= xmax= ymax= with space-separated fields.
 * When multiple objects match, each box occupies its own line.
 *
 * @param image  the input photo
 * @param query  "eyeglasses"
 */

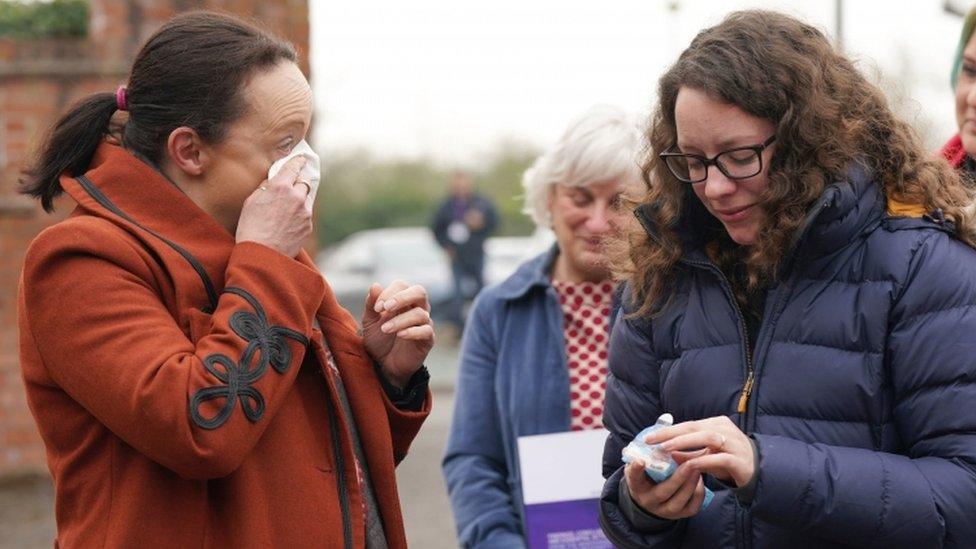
xmin=659 ymin=135 xmax=776 ymax=183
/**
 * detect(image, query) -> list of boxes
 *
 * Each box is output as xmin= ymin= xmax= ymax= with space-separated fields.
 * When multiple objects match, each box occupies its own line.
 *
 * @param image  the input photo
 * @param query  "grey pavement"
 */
xmin=396 ymin=332 xmax=462 ymax=548
xmin=397 ymin=387 xmax=459 ymax=548
xmin=0 ymin=474 xmax=54 ymax=549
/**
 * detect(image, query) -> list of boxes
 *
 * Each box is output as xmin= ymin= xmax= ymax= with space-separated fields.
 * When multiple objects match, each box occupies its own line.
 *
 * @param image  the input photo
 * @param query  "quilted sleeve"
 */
xmin=749 ymin=232 xmax=976 ymax=547
xmin=599 ymin=284 xmax=685 ymax=547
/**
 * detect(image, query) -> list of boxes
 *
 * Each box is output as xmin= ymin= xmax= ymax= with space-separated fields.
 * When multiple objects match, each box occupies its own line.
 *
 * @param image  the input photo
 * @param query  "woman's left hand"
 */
xmin=644 ymin=415 xmax=756 ymax=488
xmin=361 ymin=281 xmax=435 ymax=389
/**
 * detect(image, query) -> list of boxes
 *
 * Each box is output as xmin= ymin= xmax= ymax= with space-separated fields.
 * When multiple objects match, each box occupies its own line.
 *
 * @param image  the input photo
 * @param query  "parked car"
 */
xmin=317 ymin=227 xmax=453 ymax=319
xmin=484 ymin=229 xmax=554 ymax=285
xmin=316 ymin=227 xmax=554 ymax=321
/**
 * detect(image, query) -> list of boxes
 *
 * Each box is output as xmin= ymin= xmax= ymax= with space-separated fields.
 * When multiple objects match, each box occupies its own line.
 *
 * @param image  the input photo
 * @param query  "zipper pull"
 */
xmin=737 ymin=372 xmax=755 ymax=414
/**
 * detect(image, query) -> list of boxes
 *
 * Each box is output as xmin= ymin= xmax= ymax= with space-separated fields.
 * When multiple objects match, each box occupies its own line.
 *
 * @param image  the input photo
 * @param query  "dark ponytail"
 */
xmin=20 ymin=93 xmax=118 ymax=212
xmin=19 ymin=11 xmax=297 ymax=212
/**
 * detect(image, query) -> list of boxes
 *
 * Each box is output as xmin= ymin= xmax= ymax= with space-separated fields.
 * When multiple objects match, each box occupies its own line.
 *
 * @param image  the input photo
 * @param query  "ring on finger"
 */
xmin=294 ymin=179 xmax=312 ymax=196
xmin=717 ymin=434 xmax=727 ymax=452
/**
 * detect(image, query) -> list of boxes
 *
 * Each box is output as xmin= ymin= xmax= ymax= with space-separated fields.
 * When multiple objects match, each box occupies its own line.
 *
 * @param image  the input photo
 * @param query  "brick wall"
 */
xmin=0 ymin=0 xmax=309 ymax=476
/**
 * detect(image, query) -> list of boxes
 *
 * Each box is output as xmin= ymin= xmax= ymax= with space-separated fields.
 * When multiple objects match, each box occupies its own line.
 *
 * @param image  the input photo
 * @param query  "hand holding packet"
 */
xmin=267 ymin=139 xmax=322 ymax=204
xmin=621 ymin=413 xmax=714 ymax=510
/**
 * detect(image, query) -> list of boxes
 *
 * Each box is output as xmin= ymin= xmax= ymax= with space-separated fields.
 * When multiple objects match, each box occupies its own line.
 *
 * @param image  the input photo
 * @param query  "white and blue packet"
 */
xmin=621 ymin=413 xmax=714 ymax=510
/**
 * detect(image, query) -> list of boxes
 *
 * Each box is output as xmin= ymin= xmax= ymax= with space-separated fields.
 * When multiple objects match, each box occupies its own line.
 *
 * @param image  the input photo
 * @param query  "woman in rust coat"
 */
xmin=17 ymin=12 xmax=433 ymax=548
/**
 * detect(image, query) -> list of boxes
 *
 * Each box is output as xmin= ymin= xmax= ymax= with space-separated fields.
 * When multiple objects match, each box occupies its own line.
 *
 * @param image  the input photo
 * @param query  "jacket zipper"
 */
xmin=632 ymin=207 xmax=757 ymax=426
xmin=680 ymin=258 xmax=754 ymax=427
xmin=683 ymin=200 xmax=829 ymax=549
xmin=741 ymin=197 xmax=832 ymax=432
xmin=673 ymin=193 xmax=835 ymax=427
xmin=738 ymin=371 xmax=755 ymax=414
xmin=678 ymin=258 xmax=753 ymax=549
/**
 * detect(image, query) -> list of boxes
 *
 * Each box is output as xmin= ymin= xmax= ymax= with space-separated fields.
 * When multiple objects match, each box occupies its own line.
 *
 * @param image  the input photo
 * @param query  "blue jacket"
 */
xmin=443 ymin=247 xmax=618 ymax=548
xmin=600 ymin=169 xmax=976 ymax=548
xmin=431 ymin=193 xmax=499 ymax=273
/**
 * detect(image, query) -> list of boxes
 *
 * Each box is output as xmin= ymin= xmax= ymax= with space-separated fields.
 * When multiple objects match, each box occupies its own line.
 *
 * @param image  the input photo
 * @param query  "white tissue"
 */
xmin=267 ymin=139 xmax=322 ymax=203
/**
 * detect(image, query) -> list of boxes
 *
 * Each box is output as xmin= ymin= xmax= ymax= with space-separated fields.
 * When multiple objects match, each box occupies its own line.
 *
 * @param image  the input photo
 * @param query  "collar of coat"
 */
xmin=494 ymin=243 xmax=559 ymax=301
xmin=633 ymin=162 xmax=945 ymax=267
xmin=59 ymin=142 xmax=357 ymax=336
xmin=61 ymin=142 xmax=235 ymax=310
xmin=941 ymin=134 xmax=967 ymax=170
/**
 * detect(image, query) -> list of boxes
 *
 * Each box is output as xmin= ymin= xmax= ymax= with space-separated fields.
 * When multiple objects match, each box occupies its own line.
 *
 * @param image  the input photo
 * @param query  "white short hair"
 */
xmin=522 ymin=104 xmax=644 ymax=229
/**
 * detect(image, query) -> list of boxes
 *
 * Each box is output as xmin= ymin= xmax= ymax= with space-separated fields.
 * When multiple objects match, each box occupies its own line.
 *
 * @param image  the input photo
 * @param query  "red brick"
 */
xmin=3 ymin=425 xmax=40 ymax=446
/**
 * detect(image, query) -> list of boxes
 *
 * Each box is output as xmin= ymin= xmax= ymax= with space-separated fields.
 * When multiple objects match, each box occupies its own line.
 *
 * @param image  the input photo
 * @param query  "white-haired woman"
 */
xmin=442 ymin=105 xmax=642 ymax=547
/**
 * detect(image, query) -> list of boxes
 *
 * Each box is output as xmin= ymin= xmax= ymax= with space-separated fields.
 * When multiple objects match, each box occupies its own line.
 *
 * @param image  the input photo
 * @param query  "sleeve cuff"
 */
xmin=225 ymin=241 xmax=325 ymax=320
xmin=618 ymin=475 xmax=674 ymax=533
xmin=730 ymin=435 xmax=760 ymax=505
xmin=376 ymin=364 xmax=430 ymax=412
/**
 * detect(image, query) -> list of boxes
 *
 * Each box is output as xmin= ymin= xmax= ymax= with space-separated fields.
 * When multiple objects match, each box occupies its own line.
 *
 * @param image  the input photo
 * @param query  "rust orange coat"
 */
xmin=18 ymin=143 xmax=430 ymax=548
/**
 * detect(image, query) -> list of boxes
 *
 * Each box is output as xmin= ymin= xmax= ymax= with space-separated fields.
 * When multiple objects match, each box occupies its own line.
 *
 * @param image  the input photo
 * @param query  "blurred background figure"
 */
xmin=945 ymin=4 xmax=976 ymax=180
xmin=431 ymin=170 xmax=499 ymax=334
xmin=442 ymin=104 xmax=642 ymax=548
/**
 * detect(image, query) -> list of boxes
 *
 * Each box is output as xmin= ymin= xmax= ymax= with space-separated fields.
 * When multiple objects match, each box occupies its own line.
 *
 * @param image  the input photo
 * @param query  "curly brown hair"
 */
xmin=616 ymin=10 xmax=976 ymax=318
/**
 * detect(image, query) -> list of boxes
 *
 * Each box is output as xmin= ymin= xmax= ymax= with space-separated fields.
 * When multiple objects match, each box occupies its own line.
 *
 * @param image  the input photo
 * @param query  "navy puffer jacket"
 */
xmin=600 ymin=168 xmax=976 ymax=548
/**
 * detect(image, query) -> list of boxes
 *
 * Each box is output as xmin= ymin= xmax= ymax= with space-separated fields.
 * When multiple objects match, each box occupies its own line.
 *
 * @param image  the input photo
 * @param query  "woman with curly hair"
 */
xmin=599 ymin=10 xmax=976 ymax=548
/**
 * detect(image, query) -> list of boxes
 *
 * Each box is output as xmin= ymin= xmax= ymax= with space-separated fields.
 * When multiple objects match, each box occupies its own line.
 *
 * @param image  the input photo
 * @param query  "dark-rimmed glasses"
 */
xmin=659 ymin=135 xmax=775 ymax=183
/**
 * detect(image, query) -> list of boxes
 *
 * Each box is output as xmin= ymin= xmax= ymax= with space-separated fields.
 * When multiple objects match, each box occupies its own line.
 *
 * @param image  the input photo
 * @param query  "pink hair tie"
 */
xmin=115 ymin=85 xmax=128 ymax=111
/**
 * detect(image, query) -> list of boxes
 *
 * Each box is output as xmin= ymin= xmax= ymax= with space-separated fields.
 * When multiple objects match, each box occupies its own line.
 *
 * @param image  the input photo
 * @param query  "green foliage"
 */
xmin=0 ymin=0 xmax=88 ymax=39
xmin=476 ymin=141 xmax=539 ymax=238
xmin=316 ymin=143 xmax=540 ymax=247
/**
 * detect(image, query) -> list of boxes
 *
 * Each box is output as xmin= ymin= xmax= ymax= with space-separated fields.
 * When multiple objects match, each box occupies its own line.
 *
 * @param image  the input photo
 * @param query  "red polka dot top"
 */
xmin=552 ymin=279 xmax=616 ymax=431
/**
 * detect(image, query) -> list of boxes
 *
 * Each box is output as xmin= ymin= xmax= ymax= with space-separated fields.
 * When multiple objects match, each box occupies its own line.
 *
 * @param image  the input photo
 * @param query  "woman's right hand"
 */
xmin=623 ymin=458 xmax=707 ymax=521
xmin=236 ymin=156 xmax=312 ymax=258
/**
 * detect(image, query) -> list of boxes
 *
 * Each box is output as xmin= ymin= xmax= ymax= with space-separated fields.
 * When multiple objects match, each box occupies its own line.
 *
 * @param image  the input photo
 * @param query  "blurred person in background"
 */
xmin=17 ymin=11 xmax=433 ymax=548
xmin=442 ymin=105 xmax=642 ymax=548
xmin=946 ymin=5 xmax=976 ymax=182
xmin=431 ymin=170 xmax=498 ymax=334
xmin=600 ymin=10 xmax=976 ymax=547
